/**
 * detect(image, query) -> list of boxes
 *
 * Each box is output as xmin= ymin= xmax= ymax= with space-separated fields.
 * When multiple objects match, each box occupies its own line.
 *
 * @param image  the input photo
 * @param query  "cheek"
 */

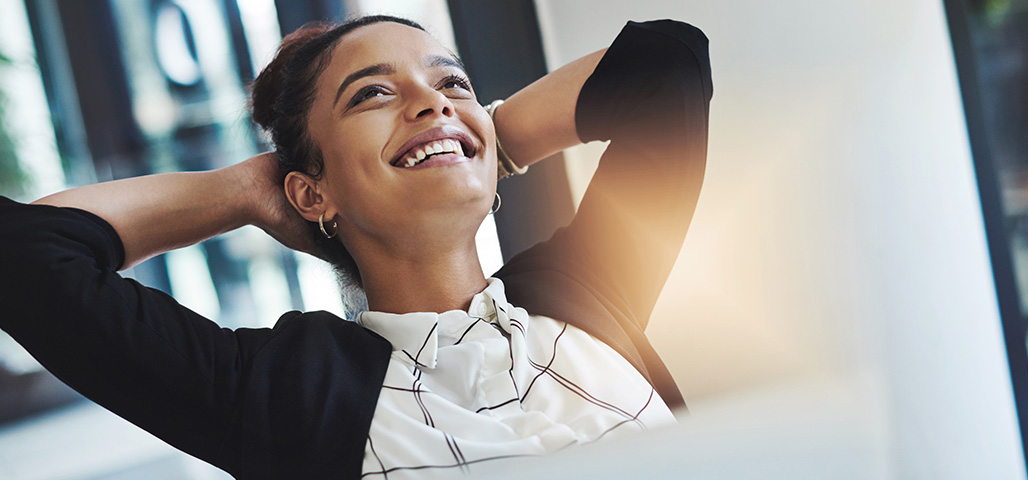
xmin=322 ymin=154 xmax=382 ymax=207
xmin=461 ymin=105 xmax=494 ymax=146
xmin=320 ymin=151 xmax=401 ymax=233
xmin=318 ymin=122 xmax=393 ymax=199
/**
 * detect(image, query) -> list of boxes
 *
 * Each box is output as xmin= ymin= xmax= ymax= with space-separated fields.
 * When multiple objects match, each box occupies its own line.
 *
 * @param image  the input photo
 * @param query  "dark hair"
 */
xmin=250 ymin=15 xmax=426 ymax=289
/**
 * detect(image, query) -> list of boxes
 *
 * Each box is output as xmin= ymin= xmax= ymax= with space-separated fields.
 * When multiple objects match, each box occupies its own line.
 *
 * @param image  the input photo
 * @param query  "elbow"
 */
xmin=0 ymin=200 xmax=123 ymax=320
xmin=575 ymin=19 xmax=713 ymax=145
xmin=628 ymin=20 xmax=712 ymax=104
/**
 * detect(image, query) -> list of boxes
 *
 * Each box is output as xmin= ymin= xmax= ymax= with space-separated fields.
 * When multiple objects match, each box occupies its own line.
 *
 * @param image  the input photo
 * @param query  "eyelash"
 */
xmin=438 ymin=74 xmax=472 ymax=91
xmin=347 ymin=74 xmax=473 ymax=108
xmin=349 ymin=85 xmax=388 ymax=108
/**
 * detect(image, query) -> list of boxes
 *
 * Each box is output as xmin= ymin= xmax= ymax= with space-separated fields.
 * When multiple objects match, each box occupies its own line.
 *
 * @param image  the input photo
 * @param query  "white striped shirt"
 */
xmin=356 ymin=278 xmax=675 ymax=478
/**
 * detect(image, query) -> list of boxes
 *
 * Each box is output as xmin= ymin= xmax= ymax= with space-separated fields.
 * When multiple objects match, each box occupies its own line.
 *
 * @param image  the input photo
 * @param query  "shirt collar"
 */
xmin=357 ymin=278 xmax=512 ymax=369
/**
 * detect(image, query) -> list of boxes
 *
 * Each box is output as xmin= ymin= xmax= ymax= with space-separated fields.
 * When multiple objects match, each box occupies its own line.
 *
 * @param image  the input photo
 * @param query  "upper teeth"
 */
xmin=403 ymin=139 xmax=464 ymax=167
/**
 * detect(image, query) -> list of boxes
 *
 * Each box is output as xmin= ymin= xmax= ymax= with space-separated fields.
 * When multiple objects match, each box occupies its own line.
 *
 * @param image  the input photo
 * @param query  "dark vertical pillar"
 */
xmin=23 ymin=0 xmax=93 ymax=186
xmin=221 ymin=0 xmax=256 ymax=84
xmin=274 ymin=0 xmax=346 ymax=35
xmin=943 ymin=0 xmax=1028 ymax=470
xmin=447 ymin=0 xmax=575 ymax=262
xmin=49 ymin=0 xmax=149 ymax=181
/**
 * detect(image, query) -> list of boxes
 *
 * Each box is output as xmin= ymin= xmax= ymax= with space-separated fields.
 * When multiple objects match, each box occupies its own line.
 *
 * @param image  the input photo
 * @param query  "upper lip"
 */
xmin=389 ymin=125 xmax=478 ymax=166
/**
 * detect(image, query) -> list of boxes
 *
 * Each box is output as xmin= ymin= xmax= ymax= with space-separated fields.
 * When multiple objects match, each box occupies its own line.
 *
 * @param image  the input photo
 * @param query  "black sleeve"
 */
xmin=572 ymin=19 xmax=711 ymax=326
xmin=496 ymin=20 xmax=711 ymax=407
xmin=0 ymin=196 xmax=266 ymax=472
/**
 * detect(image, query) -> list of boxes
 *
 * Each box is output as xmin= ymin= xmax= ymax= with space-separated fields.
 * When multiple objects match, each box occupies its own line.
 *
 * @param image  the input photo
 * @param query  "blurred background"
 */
xmin=0 ymin=0 xmax=1027 ymax=478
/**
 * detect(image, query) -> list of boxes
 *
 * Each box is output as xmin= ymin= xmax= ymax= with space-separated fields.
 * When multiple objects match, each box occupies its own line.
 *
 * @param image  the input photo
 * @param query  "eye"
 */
xmin=348 ymin=85 xmax=389 ymax=108
xmin=439 ymin=74 xmax=472 ymax=92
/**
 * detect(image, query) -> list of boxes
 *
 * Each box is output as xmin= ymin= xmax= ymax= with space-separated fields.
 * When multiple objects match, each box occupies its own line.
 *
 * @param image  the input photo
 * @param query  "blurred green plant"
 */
xmin=973 ymin=0 xmax=1028 ymax=27
xmin=0 ymin=51 xmax=29 ymax=198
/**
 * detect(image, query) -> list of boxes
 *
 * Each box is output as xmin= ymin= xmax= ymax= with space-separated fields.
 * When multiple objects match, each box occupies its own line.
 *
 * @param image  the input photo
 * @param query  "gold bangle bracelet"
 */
xmin=485 ymin=99 xmax=529 ymax=180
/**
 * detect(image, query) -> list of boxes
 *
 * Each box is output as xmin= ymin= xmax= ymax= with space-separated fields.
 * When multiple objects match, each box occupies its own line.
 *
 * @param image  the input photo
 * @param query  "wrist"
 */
xmin=220 ymin=156 xmax=272 ymax=230
xmin=485 ymin=100 xmax=529 ymax=180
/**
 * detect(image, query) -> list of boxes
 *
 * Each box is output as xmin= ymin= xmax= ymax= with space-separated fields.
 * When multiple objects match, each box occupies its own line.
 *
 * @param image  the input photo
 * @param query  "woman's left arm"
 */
xmin=495 ymin=20 xmax=713 ymax=328
xmin=493 ymin=21 xmax=711 ymax=410
xmin=489 ymin=49 xmax=605 ymax=168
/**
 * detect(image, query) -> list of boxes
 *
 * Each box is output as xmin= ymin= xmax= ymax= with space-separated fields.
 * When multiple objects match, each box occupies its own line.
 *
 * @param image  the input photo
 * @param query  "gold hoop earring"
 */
xmin=489 ymin=192 xmax=501 ymax=215
xmin=319 ymin=212 xmax=338 ymax=239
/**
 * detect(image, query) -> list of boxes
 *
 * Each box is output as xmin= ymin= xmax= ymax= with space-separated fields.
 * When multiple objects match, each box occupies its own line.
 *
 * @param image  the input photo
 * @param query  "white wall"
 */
xmin=535 ymin=0 xmax=1025 ymax=477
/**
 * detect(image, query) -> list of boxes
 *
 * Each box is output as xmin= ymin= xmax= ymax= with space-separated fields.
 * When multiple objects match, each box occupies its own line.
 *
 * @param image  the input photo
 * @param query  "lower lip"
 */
xmin=397 ymin=153 xmax=473 ymax=171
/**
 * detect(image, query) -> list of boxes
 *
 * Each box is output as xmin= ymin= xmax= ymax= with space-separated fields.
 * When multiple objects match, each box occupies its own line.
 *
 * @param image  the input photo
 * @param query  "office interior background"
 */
xmin=0 ymin=0 xmax=1026 ymax=478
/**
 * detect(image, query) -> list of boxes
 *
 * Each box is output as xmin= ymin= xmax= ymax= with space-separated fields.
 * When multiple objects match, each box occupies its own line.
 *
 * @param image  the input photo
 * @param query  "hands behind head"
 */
xmin=244 ymin=152 xmax=324 ymax=260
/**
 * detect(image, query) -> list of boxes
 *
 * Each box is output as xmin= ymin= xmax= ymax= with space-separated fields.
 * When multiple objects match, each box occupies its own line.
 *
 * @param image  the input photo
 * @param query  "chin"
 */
xmin=438 ymin=165 xmax=494 ymax=197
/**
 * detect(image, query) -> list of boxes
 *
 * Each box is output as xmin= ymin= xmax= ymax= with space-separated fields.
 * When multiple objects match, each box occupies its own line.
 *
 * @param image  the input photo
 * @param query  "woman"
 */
xmin=0 ymin=15 xmax=711 ymax=479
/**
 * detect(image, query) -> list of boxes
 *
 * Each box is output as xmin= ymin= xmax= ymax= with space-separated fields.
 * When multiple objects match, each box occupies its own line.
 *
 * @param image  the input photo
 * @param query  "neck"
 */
xmin=357 ymin=237 xmax=488 ymax=314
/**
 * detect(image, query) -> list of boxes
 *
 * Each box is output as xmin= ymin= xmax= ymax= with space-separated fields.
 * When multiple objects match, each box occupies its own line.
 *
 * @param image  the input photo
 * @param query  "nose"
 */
xmin=405 ymin=83 xmax=455 ymax=121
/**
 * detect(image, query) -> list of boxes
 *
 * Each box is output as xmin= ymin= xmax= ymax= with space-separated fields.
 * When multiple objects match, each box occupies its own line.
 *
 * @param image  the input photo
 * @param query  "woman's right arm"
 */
xmin=33 ymin=152 xmax=312 ymax=269
xmin=0 ymin=154 xmax=307 ymax=472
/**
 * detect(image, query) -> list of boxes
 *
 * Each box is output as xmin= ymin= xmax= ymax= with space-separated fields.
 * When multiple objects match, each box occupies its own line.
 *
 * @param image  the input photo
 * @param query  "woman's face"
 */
xmin=305 ymin=22 xmax=496 ymax=251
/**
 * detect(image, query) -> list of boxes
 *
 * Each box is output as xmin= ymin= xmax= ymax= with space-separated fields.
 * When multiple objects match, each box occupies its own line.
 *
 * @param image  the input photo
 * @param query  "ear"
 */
xmin=284 ymin=171 xmax=332 ymax=222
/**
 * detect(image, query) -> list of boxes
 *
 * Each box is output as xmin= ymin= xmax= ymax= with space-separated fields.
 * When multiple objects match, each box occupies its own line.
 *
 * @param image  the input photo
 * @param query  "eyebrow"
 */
xmin=333 ymin=63 xmax=396 ymax=107
xmin=332 ymin=55 xmax=468 ymax=108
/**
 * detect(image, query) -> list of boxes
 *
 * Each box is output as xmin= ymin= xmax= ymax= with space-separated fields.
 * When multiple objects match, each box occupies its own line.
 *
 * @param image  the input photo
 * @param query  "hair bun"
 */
xmin=249 ymin=22 xmax=334 ymax=132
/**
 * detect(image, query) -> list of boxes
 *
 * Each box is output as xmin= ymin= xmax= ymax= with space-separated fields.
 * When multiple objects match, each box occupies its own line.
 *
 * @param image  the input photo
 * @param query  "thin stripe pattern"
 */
xmin=356 ymin=278 xmax=676 ymax=479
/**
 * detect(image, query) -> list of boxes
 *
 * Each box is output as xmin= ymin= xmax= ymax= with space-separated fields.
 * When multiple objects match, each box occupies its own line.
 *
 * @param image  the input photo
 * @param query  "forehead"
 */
xmin=327 ymin=22 xmax=452 ymax=74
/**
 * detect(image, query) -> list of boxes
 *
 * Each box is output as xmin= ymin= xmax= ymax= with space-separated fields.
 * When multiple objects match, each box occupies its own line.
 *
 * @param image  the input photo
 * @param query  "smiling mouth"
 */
xmin=395 ymin=139 xmax=465 ymax=168
xmin=390 ymin=126 xmax=478 ymax=168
